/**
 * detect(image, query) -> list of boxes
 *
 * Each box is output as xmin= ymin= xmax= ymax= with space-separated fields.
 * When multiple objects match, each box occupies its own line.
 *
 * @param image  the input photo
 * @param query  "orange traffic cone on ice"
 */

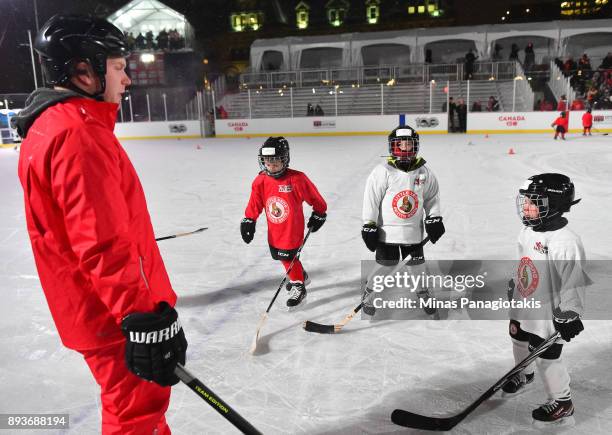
xmin=508 ymin=147 xmax=515 ymax=155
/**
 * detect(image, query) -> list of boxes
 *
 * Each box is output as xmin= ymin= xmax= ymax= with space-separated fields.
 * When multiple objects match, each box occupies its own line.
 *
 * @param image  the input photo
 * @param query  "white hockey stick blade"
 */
xmin=249 ymin=312 xmax=268 ymax=354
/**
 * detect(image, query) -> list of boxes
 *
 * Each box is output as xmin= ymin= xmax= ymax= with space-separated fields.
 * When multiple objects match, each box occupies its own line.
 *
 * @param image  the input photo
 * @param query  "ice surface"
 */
xmin=1 ymin=133 xmax=611 ymax=434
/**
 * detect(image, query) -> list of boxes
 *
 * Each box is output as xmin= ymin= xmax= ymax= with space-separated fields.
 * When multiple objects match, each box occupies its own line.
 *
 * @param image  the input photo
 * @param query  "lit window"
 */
xmin=408 ymin=6 xmax=415 ymax=13
xmin=367 ymin=5 xmax=380 ymax=24
xmin=428 ymin=4 xmax=435 ymax=12
xmin=603 ymin=0 xmax=608 ymax=4
xmin=297 ymin=11 xmax=308 ymax=29
xmin=231 ymin=14 xmax=243 ymax=31
xmin=561 ymin=1 xmax=570 ymax=7
xmin=418 ymin=5 xmax=425 ymax=13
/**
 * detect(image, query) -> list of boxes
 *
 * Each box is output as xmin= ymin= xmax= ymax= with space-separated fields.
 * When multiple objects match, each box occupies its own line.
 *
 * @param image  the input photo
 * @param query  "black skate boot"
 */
xmin=287 ymin=281 xmax=307 ymax=309
xmin=532 ymin=399 xmax=575 ymax=427
xmin=501 ymin=371 xmax=534 ymax=397
xmin=286 ymin=270 xmax=310 ymax=290
xmin=417 ymin=289 xmax=437 ymax=315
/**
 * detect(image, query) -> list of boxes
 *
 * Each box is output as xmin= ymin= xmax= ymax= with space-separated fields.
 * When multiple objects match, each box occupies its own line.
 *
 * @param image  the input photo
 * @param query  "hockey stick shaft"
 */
xmin=155 ymin=227 xmax=208 ymax=242
xmin=304 ymin=237 xmax=430 ymax=334
xmin=175 ymin=363 xmax=262 ymax=435
xmin=250 ymin=228 xmax=313 ymax=353
xmin=391 ymin=331 xmax=561 ymax=431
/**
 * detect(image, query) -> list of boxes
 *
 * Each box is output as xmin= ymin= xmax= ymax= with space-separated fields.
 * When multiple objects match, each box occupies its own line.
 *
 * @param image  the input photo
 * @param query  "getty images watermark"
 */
xmin=360 ymin=260 xmax=600 ymax=320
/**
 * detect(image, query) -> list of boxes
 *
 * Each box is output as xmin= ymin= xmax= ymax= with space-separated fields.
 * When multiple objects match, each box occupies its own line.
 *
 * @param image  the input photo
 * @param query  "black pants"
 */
xmin=375 ymin=242 xmax=424 ymax=266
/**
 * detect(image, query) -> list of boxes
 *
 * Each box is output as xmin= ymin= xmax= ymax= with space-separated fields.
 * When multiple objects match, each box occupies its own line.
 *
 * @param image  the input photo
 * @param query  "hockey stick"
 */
xmin=175 ymin=363 xmax=262 ymax=435
xmin=303 ymin=236 xmax=431 ymax=334
xmin=592 ymin=127 xmax=609 ymax=136
xmin=155 ymin=227 xmax=208 ymax=242
xmin=390 ymin=331 xmax=561 ymax=431
xmin=249 ymin=228 xmax=313 ymax=354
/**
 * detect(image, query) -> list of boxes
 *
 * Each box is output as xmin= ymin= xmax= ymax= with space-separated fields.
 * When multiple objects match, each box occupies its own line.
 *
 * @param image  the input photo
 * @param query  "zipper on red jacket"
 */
xmin=138 ymin=256 xmax=151 ymax=291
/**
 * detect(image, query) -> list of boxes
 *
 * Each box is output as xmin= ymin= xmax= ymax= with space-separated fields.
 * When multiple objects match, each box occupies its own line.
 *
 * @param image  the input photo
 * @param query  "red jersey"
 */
xmin=553 ymin=116 xmax=569 ymax=130
xmin=245 ymin=168 xmax=327 ymax=250
xmin=582 ymin=112 xmax=593 ymax=127
xmin=16 ymin=94 xmax=176 ymax=350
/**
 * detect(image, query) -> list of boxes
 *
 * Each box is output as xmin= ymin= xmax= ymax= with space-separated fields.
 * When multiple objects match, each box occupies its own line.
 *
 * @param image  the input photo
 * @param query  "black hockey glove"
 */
xmin=121 ymin=302 xmax=188 ymax=386
xmin=307 ymin=212 xmax=327 ymax=232
xmin=240 ymin=218 xmax=256 ymax=244
xmin=424 ymin=216 xmax=445 ymax=244
xmin=553 ymin=307 xmax=584 ymax=342
xmin=361 ymin=222 xmax=378 ymax=252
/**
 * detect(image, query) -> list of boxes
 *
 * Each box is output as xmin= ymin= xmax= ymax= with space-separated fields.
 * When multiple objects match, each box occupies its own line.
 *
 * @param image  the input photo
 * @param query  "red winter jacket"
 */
xmin=245 ymin=168 xmax=327 ymax=250
xmin=553 ymin=115 xmax=569 ymax=131
xmin=16 ymin=93 xmax=176 ymax=350
xmin=582 ymin=112 xmax=593 ymax=127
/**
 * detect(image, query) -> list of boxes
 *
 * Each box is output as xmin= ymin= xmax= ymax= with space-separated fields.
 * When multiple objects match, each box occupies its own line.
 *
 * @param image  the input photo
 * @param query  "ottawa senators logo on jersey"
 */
xmin=516 ymin=256 xmax=539 ymax=297
xmin=533 ymin=241 xmax=548 ymax=254
xmin=266 ymin=196 xmax=290 ymax=224
xmin=392 ymin=190 xmax=419 ymax=219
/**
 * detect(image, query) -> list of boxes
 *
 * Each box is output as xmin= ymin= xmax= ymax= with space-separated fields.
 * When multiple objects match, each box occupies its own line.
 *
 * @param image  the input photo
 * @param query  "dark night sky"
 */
xmin=0 ymin=0 xmax=609 ymax=93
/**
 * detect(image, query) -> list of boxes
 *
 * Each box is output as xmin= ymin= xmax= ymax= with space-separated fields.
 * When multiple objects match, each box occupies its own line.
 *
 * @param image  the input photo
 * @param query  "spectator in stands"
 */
xmin=464 ymin=49 xmax=478 ymax=80
xmin=582 ymin=108 xmax=593 ymax=136
xmin=471 ymin=100 xmax=482 ymax=112
xmin=539 ymin=99 xmax=554 ymax=111
xmin=135 ymin=32 xmax=146 ymax=49
xmin=456 ymin=98 xmax=467 ymax=133
xmin=145 ymin=31 xmax=155 ymax=49
xmin=492 ymin=43 xmax=503 ymax=61
xmin=425 ymin=49 xmax=433 ymax=64
xmin=306 ymin=103 xmax=314 ymax=116
xmin=314 ymin=104 xmax=324 ymax=116
xmin=587 ymin=87 xmax=598 ymax=107
xmin=599 ymin=52 xmax=612 ymax=70
xmin=156 ymin=29 xmax=169 ymax=50
xmin=578 ymin=53 xmax=591 ymax=71
xmin=509 ymin=44 xmax=519 ymax=61
xmin=570 ymin=98 xmax=585 ymax=111
xmin=557 ymin=94 xmax=568 ymax=111
xmin=563 ymin=57 xmax=577 ymax=74
xmin=126 ymin=32 xmax=135 ymax=50
xmin=487 ymin=96 xmax=500 ymax=112
xmin=442 ymin=97 xmax=456 ymax=131
xmin=524 ymin=42 xmax=535 ymax=72
xmin=216 ymin=106 xmax=228 ymax=119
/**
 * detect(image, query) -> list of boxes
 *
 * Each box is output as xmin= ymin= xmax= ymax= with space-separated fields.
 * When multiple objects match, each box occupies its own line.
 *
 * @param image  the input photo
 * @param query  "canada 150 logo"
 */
xmin=392 ymin=190 xmax=419 ymax=219
xmin=266 ymin=197 xmax=290 ymax=224
xmin=516 ymin=256 xmax=539 ymax=297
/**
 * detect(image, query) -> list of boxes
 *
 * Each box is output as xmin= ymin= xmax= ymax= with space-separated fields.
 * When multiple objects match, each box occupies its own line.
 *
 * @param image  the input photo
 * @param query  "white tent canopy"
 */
xmin=249 ymin=18 xmax=612 ymax=72
xmin=108 ymin=0 xmax=188 ymax=36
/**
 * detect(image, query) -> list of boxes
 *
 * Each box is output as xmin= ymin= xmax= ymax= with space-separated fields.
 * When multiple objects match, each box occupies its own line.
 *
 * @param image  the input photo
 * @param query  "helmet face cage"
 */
xmin=388 ymin=127 xmax=419 ymax=162
xmin=258 ymin=137 xmax=290 ymax=178
xmin=516 ymin=193 xmax=553 ymax=227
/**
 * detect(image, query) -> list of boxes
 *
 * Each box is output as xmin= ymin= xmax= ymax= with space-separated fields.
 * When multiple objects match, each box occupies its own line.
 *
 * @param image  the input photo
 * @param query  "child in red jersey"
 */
xmin=582 ymin=108 xmax=592 ymax=136
xmin=241 ymin=137 xmax=327 ymax=308
xmin=551 ymin=111 xmax=569 ymax=140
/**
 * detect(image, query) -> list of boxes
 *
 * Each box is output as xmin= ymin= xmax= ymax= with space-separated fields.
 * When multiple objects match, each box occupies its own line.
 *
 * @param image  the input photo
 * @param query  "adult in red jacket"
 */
xmin=241 ymin=137 xmax=327 ymax=308
xmin=12 ymin=15 xmax=187 ymax=434
xmin=582 ymin=108 xmax=593 ymax=136
xmin=551 ymin=111 xmax=569 ymax=140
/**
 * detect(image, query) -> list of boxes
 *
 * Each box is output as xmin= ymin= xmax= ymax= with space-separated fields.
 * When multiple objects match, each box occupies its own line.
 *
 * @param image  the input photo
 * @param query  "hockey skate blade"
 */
xmin=249 ymin=312 xmax=268 ymax=354
xmin=532 ymin=415 xmax=575 ymax=429
xmin=303 ymin=320 xmax=335 ymax=334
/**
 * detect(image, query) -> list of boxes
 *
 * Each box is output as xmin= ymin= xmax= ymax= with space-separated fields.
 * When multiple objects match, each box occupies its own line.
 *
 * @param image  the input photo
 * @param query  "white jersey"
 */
xmin=510 ymin=223 xmax=589 ymax=338
xmin=362 ymin=160 xmax=441 ymax=244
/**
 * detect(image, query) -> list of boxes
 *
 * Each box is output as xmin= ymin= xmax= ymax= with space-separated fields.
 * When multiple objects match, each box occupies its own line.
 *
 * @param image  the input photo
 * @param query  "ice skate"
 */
xmin=501 ymin=371 xmax=534 ymax=397
xmin=532 ymin=399 xmax=575 ymax=428
xmin=287 ymin=281 xmax=307 ymax=310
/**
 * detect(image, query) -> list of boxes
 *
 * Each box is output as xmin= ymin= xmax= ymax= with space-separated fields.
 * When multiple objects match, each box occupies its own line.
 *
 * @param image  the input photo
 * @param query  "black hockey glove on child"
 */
xmin=121 ymin=302 xmax=188 ymax=386
xmin=424 ymin=216 xmax=445 ymax=244
xmin=240 ymin=218 xmax=256 ymax=243
xmin=361 ymin=222 xmax=378 ymax=252
xmin=307 ymin=212 xmax=327 ymax=232
xmin=553 ymin=307 xmax=584 ymax=342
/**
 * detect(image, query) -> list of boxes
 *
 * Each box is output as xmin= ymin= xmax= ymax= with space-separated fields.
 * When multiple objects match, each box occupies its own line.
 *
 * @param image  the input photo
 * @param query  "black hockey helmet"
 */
xmin=388 ymin=125 xmax=419 ymax=163
xmin=258 ymin=136 xmax=290 ymax=178
xmin=516 ymin=173 xmax=581 ymax=227
xmin=35 ymin=14 xmax=129 ymax=93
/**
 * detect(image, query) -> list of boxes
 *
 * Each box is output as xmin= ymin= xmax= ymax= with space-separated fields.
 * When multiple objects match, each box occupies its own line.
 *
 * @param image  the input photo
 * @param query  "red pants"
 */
xmin=281 ymin=258 xmax=304 ymax=282
xmin=80 ymin=341 xmax=171 ymax=435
